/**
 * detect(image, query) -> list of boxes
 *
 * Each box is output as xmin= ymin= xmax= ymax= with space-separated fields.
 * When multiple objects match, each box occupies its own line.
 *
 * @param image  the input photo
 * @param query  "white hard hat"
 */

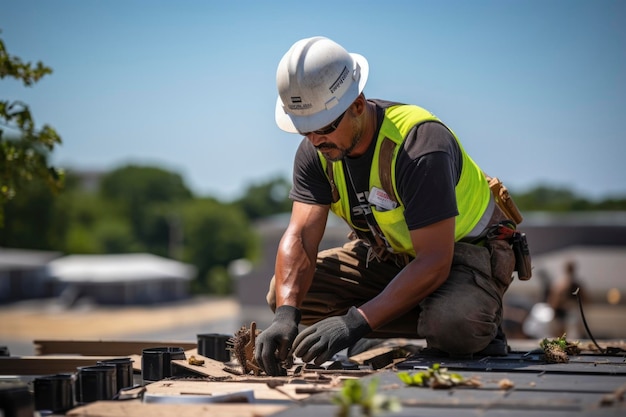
xmin=275 ymin=36 xmax=369 ymax=134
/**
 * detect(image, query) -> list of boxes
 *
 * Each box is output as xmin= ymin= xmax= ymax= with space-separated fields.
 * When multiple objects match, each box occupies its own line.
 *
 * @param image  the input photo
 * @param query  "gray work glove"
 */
xmin=254 ymin=305 xmax=301 ymax=376
xmin=292 ymin=306 xmax=372 ymax=366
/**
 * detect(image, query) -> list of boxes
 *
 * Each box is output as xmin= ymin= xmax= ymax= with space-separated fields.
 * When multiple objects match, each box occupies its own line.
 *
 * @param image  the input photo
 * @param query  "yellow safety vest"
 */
xmin=320 ymin=104 xmax=491 ymax=256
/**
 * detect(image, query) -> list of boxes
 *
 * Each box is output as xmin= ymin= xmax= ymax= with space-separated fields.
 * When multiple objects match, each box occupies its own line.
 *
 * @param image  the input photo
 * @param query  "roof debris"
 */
xmin=398 ymin=363 xmax=482 ymax=389
xmin=539 ymin=334 xmax=581 ymax=363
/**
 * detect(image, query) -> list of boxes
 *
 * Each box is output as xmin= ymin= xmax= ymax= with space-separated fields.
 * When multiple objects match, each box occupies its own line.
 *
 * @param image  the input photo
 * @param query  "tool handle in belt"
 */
xmin=486 ymin=176 xmax=523 ymax=225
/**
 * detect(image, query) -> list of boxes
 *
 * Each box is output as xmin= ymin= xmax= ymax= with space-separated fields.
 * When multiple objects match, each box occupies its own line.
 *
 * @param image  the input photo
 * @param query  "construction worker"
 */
xmin=255 ymin=36 xmax=522 ymax=376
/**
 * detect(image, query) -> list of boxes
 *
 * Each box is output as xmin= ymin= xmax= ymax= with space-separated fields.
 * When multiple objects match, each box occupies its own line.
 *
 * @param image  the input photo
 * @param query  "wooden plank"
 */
xmin=348 ymin=346 xmax=405 ymax=370
xmin=144 ymin=379 xmax=311 ymax=402
xmin=0 ymin=355 xmax=124 ymax=375
xmin=67 ymin=402 xmax=287 ymax=417
xmin=171 ymin=350 xmax=234 ymax=379
xmin=34 ymin=340 xmax=197 ymax=356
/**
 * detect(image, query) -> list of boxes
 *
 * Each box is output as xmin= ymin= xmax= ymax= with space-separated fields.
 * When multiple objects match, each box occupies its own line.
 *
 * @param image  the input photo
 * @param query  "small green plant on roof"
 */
xmin=332 ymin=378 xmax=401 ymax=417
xmin=398 ymin=363 xmax=481 ymax=389
xmin=540 ymin=333 xmax=581 ymax=363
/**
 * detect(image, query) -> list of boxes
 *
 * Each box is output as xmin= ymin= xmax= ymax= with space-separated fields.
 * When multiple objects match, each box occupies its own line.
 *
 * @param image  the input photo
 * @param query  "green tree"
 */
xmin=100 ymin=165 xmax=192 ymax=205
xmin=234 ymin=176 xmax=292 ymax=220
xmin=513 ymin=185 xmax=626 ymax=212
xmin=0 ymin=176 xmax=56 ymax=249
xmin=0 ymin=32 xmax=63 ymax=225
xmin=180 ymin=198 xmax=258 ymax=295
xmin=99 ymin=164 xmax=193 ymax=252
xmin=0 ymin=170 xmax=81 ymax=250
xmin=57 ymin=190 xmax=140 ymax=254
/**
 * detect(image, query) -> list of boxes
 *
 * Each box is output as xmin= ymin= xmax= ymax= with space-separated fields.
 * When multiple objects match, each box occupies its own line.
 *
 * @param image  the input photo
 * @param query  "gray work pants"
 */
xmin=266 ymin=238 xmax=515 ymax=356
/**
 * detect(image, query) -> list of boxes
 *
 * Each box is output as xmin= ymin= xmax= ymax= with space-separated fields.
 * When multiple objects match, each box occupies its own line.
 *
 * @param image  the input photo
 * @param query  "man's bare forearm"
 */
xmin=275 ymin=232 xmax=317 ymax=308
xmin=359 ymin=256 xmax=450 ymax=329
xmin=360 ymin=218 xmax=456 ymax=330
xmin=274 ymin=202 xmax=329 ymax=308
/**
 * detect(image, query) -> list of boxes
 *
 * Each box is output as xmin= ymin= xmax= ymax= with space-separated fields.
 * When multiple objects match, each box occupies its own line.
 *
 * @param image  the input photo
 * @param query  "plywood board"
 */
xmin=144 ymin=379 xmax=311 ymax=402
xmin=171 ymin=351 xmax=234 ymax=379
xmin=67 ymin=402 xmax=287 ymax=417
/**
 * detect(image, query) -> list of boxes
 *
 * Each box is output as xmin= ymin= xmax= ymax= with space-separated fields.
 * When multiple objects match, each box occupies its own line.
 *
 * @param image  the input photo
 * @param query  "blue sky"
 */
xmin=2 ymin=0 xmax=625 ymax=201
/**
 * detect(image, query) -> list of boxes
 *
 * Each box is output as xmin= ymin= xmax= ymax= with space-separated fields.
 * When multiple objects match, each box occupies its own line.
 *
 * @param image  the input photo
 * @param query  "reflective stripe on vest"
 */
xmin=320 ymin=104 xmax=492 ymax=257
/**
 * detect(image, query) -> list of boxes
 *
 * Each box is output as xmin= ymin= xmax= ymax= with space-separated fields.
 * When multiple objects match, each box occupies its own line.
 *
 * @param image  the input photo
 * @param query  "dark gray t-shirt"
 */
xmin=289 ymin=100 xmax=462 ymax=235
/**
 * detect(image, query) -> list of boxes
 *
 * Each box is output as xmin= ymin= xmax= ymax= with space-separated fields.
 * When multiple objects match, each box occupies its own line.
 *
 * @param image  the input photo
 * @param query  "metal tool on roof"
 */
xmin=244 ymin=322 xmax=263 ymax=376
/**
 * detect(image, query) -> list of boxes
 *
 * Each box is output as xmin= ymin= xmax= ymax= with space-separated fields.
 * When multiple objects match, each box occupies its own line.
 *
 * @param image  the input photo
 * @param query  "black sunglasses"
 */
xmin=303 ymin=110 xmax=346 ymax=136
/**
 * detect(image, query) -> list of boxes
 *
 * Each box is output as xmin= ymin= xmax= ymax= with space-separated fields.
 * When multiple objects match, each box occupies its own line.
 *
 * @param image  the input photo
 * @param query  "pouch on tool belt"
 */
xmin=485 ymin=175 xmax=532 ymax=280
xmin=487 ymin=221 xmax=532 ymax=281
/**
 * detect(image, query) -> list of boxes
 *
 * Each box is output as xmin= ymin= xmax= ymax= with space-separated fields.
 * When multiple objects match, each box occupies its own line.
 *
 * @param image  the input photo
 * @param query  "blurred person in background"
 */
xmin=548 ymin=259 xmax=588 ymax=338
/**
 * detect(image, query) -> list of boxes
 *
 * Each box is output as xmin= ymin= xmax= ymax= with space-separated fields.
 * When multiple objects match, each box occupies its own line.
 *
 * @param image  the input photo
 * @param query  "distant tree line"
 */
xmin=514 ymin=185 xmax=626 ymax=212
xmin=0 ymin=164 xmax=295 ymax=295
xmin=2 ymin=162 xmax=625 ymax=294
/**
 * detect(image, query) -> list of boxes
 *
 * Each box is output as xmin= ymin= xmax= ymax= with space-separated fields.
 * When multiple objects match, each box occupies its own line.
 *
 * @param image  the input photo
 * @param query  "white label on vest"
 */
xmin=368 ymin=187 xmax=398 ymax=211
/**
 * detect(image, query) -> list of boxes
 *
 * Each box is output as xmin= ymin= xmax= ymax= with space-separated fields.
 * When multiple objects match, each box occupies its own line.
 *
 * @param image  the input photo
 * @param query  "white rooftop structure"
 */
xmin=48 ymin=253 xmax=196 ymax=283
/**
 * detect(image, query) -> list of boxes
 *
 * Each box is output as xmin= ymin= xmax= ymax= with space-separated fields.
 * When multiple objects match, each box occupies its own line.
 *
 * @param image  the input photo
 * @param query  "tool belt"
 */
xmin=483 ymin=175 xmax=532 ymax=280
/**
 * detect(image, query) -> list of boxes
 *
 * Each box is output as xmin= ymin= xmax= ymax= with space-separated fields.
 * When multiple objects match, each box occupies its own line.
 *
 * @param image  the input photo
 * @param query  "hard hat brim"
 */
xmin=275 ymin=53 xmax=369 ymax=134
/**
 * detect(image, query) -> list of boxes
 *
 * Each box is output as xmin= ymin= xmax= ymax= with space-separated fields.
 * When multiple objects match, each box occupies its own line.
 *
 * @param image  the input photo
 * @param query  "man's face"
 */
xmin=305 ymin=107 xmax=362 ymax=162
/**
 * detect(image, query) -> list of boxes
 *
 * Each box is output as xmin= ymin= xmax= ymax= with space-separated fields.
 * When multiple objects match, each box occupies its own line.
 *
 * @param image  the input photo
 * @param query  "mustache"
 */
xmin=315 ymin=143 xmax=338 ymax=150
